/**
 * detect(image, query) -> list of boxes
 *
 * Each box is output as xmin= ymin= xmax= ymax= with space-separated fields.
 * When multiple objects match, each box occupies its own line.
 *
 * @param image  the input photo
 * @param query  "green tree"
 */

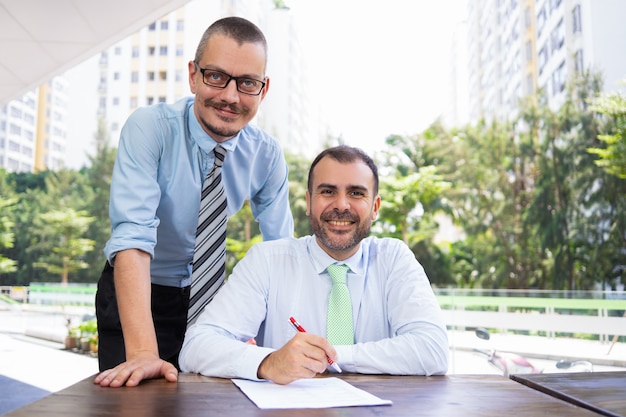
xmin=33 ymin=209 xmax=96 ymax=284
xmin=76 ymin=117 xmax=117 ymax=281
xmin=587 ymin=79 xmax=626 ymax=179
xmin=0 ymin=198 xmax=18 ymax=274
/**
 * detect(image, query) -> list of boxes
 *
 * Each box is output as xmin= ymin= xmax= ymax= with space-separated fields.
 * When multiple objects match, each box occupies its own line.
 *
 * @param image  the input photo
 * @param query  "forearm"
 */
xmin=336 ymin=324 xmax=449 ymax=376
xmin=114 ymin=249 xmax=159 ymax=357
xmin=180 ymin=324 xmax=274 ymax=380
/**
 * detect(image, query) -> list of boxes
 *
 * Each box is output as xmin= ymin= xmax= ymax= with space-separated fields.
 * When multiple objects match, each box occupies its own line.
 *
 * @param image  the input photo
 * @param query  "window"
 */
xmin=131 ymin=72 xmax=139 ymax=83
xmin=10 ymin=106 xmax=22 ymax=118
xmin=148 ymin=46 xmax=155 ymax=56
xmin=177 ymin=20 xmax=184 ymax=31
xmin=573 ymin=4 xmax=582 ymax=33
xmin=147 ymin=97 xmax=154 ymax=105
xmin=158 ymin=96 xmax=166 ymax=103
xmin=575 ymin=49 xmax=584 ymax=73
xmin=148 ymin=22 xmax=156 ymax=31
xmin=114 ymin=46 xmax=122 ymax=55
xmin=537 ymin=6 xmax=546 ymax=37
xmin=159 ymin=71 xmax=167 ymax=81
xmin=159 ymin=46 xmax=168 ymax=55
xmin=550 ymin=19 xmax=565 ymax=53
xmin=176 ymin=45 xmax=184 ymax=56
xmin=160 ymin=21 xmax=168 ymax=30
xmin=538 ymin=44 xmax=548 ymax=74
xmin=551 ymin=60 xmax=566 ymax=95
xmin=526 ymin=74 xmax=534 ymax=95
xmin=147 ymin=71 xmax=155 ymax=81
xmin=132 ymin=47 xmax=139 ymax=58
xmin=549 ymin=0 xmax=562 ymax=13
xmin=524 ymin=7 xmax=531 ymax=28
xmin=113 ymin=72 xmax=120 ymax=81
xmin=112 ymin=97 xmax=119 ymax=106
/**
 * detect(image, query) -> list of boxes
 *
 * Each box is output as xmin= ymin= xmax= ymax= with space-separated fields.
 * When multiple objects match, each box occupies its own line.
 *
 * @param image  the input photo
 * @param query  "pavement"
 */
xmin=1 ymin=301 xmax=625 ymax=415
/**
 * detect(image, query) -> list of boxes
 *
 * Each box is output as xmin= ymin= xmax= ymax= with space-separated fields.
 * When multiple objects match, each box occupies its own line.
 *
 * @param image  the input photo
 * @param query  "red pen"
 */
xmin=289 ymin=316 xmax=342 ymax=373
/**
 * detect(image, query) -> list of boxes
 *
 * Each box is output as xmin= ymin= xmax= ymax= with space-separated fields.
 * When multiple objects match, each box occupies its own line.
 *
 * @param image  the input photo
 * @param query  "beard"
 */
xmin=310 ymin=210 xmax=372 ymax=253
xmin=199 ymin=98 xmax=250 ymax=139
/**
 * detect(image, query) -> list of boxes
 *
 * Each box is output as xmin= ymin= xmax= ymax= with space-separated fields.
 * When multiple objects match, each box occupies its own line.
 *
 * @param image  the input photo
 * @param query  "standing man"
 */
xmin=180 ymin=146 xmax=449 ymax=385
xmin=94 ymin=16 xmax=293 ymax=388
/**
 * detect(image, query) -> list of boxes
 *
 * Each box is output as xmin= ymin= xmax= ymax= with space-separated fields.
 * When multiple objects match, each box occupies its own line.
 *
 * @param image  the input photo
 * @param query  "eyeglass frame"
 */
xmin=193 ymin=61 xmax=266 ymax=96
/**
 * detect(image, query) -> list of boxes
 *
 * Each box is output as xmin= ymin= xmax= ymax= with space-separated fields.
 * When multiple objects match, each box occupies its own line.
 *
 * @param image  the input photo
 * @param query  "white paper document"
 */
xmin=231 ymin=377 xmax=392 ymax=409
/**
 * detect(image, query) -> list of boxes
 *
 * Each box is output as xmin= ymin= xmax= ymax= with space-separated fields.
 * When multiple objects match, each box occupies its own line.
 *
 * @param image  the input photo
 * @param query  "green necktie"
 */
xmin=326 ymin=263 xmax=354 ymax=345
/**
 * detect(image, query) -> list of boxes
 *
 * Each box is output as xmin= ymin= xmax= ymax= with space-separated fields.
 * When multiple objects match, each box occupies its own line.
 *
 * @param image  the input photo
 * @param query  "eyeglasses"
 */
xmin=194 ymin=62 xmax=266 ymax=96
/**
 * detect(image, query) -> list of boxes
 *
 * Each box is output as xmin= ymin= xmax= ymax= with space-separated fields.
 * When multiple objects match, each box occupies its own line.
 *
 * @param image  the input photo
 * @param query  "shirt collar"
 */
xmin=307 ymin=236 xmax=365 ymax=276
xmin=187 ymin=100 xmax=239 ymax=154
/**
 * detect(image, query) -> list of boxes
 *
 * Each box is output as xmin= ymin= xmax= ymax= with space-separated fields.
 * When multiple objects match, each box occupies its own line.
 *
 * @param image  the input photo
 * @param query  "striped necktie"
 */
xmin=326 ymin=263 xmax=354 ymax=345
xmin=188 ymin=145 xmax=227 ymax=325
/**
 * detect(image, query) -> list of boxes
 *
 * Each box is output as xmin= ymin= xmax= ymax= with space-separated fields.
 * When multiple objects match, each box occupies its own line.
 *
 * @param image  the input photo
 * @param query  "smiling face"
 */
xmin=189 ymin=34 xmax=269 ymax=142
xmin=306 ymin=156 xmax=381 ymax=260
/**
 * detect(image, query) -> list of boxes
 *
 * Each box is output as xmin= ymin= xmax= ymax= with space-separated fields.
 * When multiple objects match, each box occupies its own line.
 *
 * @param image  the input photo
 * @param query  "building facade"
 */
xmin=465 ymin=0 xmax=626 ymax=123
xmin=0 ymin=76 xmax=68 ymax=173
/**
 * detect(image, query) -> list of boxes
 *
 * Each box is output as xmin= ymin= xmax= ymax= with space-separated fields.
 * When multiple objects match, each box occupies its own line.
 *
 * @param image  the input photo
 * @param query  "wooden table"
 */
xmin=511 ymin=371 xmax=626 ymax=417
xmin=4 ymin=373 xmax=602 ymax=417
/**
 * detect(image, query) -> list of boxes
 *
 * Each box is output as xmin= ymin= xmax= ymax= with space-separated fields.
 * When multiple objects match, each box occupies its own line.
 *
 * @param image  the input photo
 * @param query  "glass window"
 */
xmin=572 ymin=4 xmax=582 ymax=33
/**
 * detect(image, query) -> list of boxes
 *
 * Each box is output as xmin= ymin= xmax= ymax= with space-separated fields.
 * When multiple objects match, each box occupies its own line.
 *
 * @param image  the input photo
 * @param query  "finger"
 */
xmin=123 ymin=368 xmax=146 ymax=387
xmin=162 ymin=362 xmax=179 ymax=382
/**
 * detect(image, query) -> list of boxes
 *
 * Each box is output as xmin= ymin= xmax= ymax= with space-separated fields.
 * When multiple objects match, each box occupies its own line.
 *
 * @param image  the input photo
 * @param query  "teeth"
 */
xmin=329 ymin=221 xmax=351 ymax=226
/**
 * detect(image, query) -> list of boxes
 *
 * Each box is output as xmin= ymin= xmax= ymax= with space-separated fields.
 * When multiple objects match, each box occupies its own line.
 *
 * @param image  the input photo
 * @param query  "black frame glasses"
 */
xmin=194 ymin=62 xmax=266 ymax=96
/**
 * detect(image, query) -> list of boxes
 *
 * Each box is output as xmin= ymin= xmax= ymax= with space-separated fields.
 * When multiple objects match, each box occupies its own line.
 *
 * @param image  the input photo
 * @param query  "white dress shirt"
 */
xmin=179 ymin=235 xmax=448 ymax=380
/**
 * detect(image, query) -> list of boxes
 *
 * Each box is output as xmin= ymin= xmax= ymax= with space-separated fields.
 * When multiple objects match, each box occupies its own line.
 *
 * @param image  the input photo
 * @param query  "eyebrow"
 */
xmin=316 ymin=183 xmax=369 ymax=193
xmin=200 ymin=65 xmax=263 ymax=80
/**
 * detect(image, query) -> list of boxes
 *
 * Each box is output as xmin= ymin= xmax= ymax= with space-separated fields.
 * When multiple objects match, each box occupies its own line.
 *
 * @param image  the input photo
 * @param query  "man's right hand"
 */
xmin=256 ymin=332 xmax=337 ymax=385
xmin=93 ymin=351 xmax=178 ymax=387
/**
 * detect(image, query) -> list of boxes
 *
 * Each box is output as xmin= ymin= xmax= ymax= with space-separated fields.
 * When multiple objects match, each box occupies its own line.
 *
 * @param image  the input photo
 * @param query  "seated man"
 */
xmin=179 ymin=145 xmax=448 ymax=384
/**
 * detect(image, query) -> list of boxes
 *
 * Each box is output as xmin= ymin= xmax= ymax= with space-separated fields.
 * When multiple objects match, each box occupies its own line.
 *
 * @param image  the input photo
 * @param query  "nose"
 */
xmin=219 ymin=78 xmax=240 ymax=102
xmin=333 ymin=194 xmax=350 ymax=211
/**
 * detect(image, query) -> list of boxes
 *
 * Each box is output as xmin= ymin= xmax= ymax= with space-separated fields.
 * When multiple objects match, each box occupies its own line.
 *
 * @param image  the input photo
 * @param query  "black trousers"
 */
xmin=95 ymin=262 xmax=190 ymax=372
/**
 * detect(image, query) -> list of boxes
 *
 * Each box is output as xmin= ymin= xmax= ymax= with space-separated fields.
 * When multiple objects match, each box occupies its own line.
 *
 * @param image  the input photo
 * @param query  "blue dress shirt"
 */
xmin=179 ymin=235 xmax=449 ymax=379
xmin=103 ymin=97 xmax=294 ymax=287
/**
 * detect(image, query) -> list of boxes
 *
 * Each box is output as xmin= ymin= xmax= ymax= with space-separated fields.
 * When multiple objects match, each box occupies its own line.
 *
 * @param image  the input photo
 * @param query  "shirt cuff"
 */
xmin=236 ymin=346 xmax=276 ymax=381
xmin=334 ymin=345 xmax=355 ymax=371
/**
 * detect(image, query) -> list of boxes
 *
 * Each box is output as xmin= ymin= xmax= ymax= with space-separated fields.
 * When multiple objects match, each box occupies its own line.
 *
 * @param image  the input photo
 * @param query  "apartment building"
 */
xmin=465 ymin=0 xmax=626 ymax=123
xmin=0 ymin=76 xmax=68 ymax=173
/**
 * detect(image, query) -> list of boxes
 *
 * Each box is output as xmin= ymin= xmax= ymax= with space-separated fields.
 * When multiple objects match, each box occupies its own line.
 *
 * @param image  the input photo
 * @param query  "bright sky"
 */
xmin=291 ymin=0 xmax=468 ymax=155
xmin=64 ymin=1 xmax=468 ymax=168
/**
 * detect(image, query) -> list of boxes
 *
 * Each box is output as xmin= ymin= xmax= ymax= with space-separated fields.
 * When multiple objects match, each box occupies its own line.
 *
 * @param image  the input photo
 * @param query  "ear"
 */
xmin=188 ymin=61 xmax=198 ymax=94
xmin=371 ymin=194 xmax=381 ymax=220
xmin=305 ymin=190 xmax=311 ymax=216
xmin=259 ymin=76 xmax=270 ymax=101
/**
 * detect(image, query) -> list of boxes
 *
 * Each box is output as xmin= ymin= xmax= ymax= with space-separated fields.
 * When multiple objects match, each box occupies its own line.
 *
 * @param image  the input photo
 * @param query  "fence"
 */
xmin=436 ymin=289 xmax=626 ymax=343
xmin=8 ymin=284 xmax=626 ymax=343
xmin=27 ymin=282 xmax=97 ymax=306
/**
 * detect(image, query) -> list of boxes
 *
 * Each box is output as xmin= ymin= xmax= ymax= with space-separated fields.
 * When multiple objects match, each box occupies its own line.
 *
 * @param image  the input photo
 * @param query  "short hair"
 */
xmin=194 ymin=16 xmax=268 ymax=67
xmin=307 ymin=145 xmax=379 ymax=195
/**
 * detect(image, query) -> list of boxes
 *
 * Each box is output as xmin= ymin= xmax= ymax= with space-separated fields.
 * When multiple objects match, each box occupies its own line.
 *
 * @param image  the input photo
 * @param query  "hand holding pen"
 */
xmin=289 ymin=316 xmax=342 ymax=373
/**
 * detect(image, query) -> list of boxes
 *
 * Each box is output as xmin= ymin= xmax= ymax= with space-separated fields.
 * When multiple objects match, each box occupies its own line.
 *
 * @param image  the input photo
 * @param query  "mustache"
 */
xmin=203 ymin=99 xmax=242 ymax=114
xmin=321 ymin=211 xmax=358 ymax=222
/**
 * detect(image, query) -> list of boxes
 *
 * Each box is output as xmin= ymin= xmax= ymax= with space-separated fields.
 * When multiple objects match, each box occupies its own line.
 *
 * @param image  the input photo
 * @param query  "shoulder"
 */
xmin=126 ymin=97 xmax=190 ymax=125
xmin=361 ymin=236 xmax=411 ymax=256
xmin=237 ymin=125 xmax=282 ymax=155
xmin=247 ymin=236 xmax=308 ymax=258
